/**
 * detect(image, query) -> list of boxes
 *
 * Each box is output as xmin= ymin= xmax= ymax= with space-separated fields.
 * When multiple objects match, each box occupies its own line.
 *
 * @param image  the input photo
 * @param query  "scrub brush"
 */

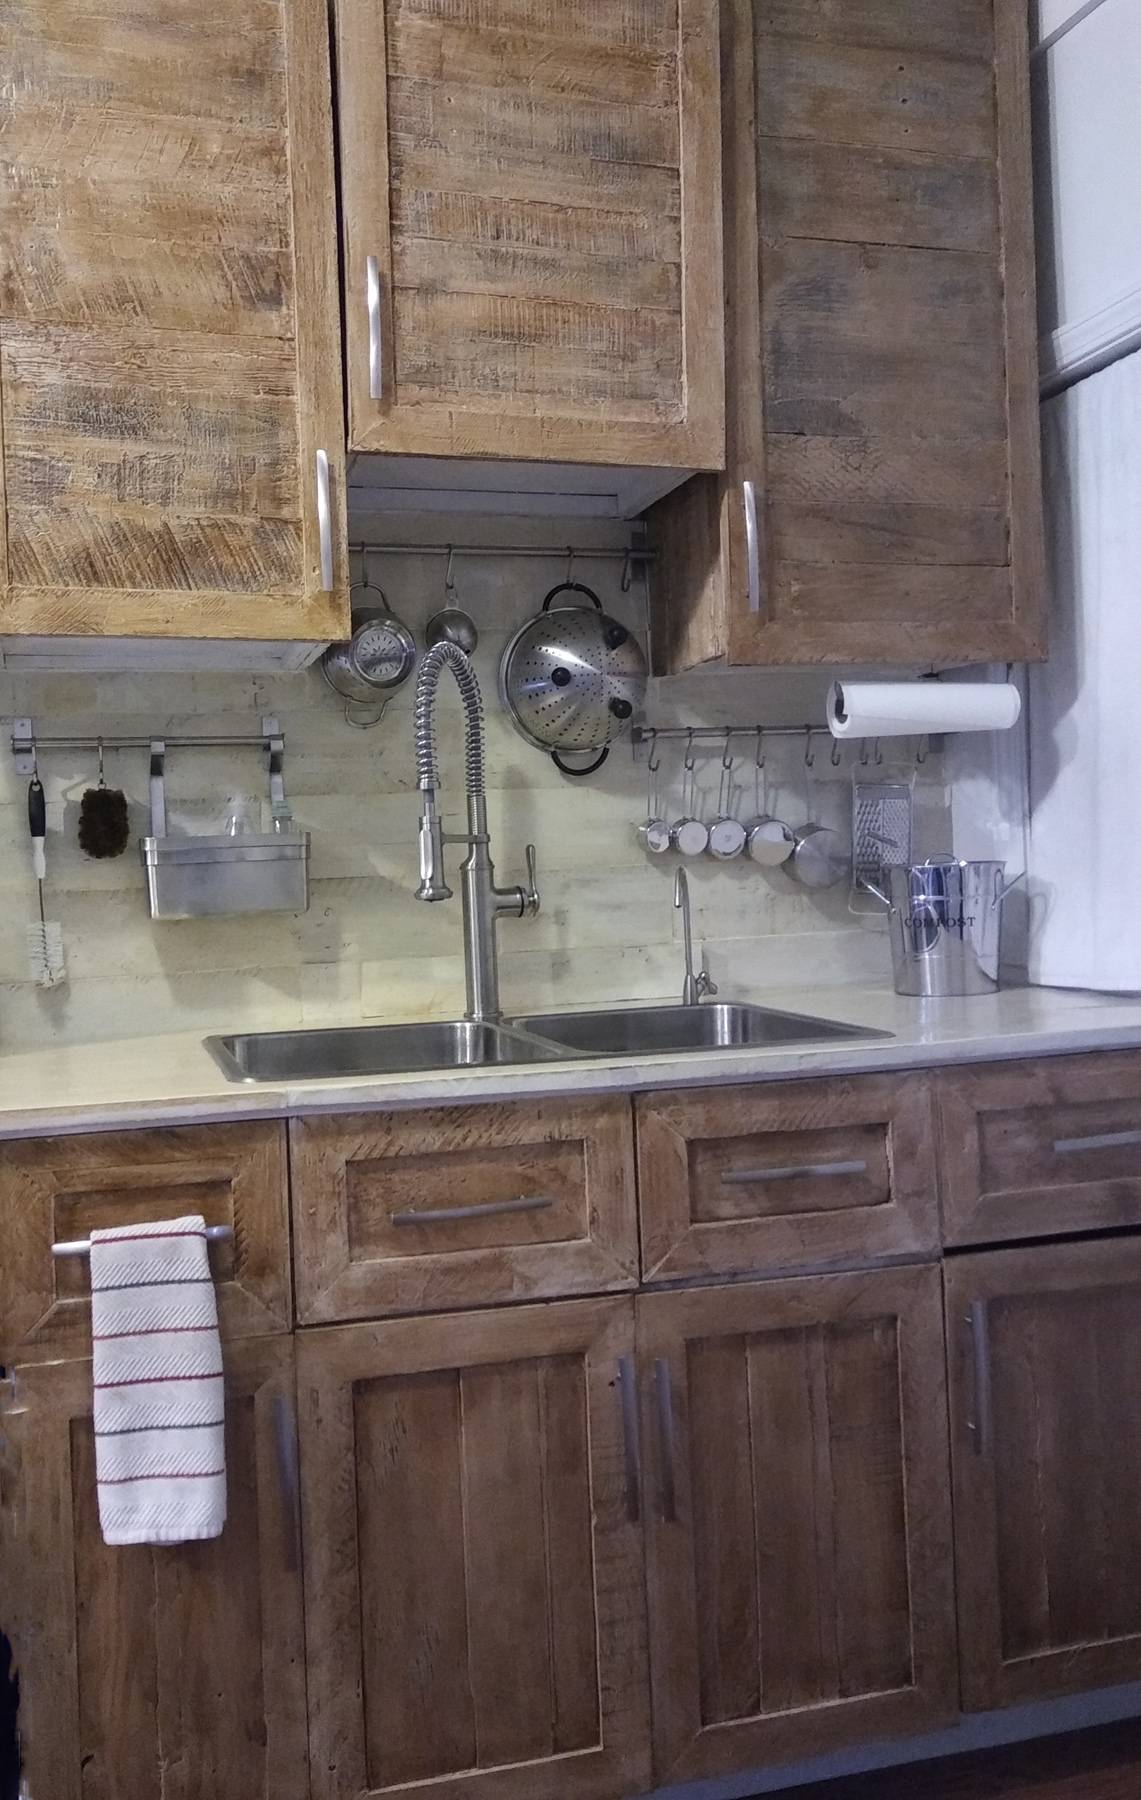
xmin=26 ymin=776 xmax=67 ymax=989
xmin=78 ymin=739 xmax=130 ymax=859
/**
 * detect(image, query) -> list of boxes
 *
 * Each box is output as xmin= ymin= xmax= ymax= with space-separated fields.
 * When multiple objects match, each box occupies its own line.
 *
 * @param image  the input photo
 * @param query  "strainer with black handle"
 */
xmin=498 ymin=582 xmax=648 ymax=776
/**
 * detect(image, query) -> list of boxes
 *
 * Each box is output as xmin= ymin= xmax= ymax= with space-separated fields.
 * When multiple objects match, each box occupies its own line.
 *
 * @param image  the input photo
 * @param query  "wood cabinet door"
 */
xmin=638 ymin=1266 xmax=957 ymax=1785
xmin=947 ymin=1241 xmax=1141 ymax=1710
xmin=0 ymin=0 xmax=348 ymax=643
xmin=290 ymin=1097 xmax=638 ymax=1322
xmin=1 ymin=1337 xmax=308 ymax=1800
xmin=0 ymin=1121 xmax=292 ymax=1364
xmin=298 ymin=1298 xmax=651 ymax=1800
xmin=334 ymin=0 xmax=724 ymax=470
xmin=649 ymin=0 xmax=1045 ymax=670
xmin=636 ymin=1071 xmax=940 ymax=1283
xmin=938 ymin=1052 xmax=1141 ymax=1246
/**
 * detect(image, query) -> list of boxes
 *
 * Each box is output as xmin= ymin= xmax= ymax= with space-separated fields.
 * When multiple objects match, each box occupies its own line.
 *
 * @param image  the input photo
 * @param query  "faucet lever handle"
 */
xmin=522 ymin=843 xmax=540 ymax=916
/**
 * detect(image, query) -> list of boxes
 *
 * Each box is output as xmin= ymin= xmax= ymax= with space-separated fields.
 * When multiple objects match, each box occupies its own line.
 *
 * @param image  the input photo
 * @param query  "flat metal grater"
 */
xmin=851 ymin=779 xmax=913 ymax=911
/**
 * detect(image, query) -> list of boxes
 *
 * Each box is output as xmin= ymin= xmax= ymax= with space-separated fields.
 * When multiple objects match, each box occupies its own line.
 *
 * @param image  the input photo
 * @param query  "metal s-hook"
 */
xmin=683 ymin=727 xmax=696 ymax=772
xmin=830 ymin=737 xmax=842 ymax=767
xmin=97 ymin=734 xmax=106 ymax=787
xmin=565 ymin=545 xmax=575 ymax=586
xmin=873 ymin=738 xmax=883 ymax=766
xmin=721 ymin=730 xmax=735 ymax=772
xmin=804 ymin=727 xmax=815 ymax=768
xmin=621 ymin=548 xmax=634 ymax=592
xmin=754 ymin=726 xmax=764 ymax=771
xmin=647 ymin=728 xmax=661 ymax=775
xmin=444 ymin=545 xmax=456 ymax=597
xmin=916 ymin=735 xmax=929 ymax=767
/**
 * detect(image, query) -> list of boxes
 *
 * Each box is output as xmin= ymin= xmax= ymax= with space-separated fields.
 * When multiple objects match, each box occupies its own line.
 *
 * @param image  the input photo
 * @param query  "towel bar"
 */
xmin=51 ymin=1224 xmax=234 ymax=1259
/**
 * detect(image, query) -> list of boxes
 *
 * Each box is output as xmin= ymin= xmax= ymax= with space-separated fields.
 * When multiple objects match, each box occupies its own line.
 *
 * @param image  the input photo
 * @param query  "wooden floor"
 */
xmin=765 ymin=1720 xmax=1141 ymax=1798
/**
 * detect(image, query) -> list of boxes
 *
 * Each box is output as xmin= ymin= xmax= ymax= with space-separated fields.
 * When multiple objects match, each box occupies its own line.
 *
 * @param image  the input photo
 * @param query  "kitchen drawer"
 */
xmin=939 ymin=1052 xmax=1141 ymax=1246
xmin=290 ymin=1097 xmax=638 ymax=1322
xmin=636 ymin=1074 xmax=939 ymax=1282
xmin=0 ymin=1122 xmax=291 ymax=1363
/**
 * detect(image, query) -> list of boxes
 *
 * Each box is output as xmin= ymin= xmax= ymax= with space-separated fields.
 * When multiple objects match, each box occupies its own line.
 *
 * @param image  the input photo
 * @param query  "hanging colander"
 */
xmin=498 ymin=582 xmax=647 ymax=776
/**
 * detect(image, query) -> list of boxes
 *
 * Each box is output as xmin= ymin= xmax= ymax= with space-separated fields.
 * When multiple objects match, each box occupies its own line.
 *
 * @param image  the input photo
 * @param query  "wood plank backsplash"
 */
xmin=0 ymin=527 xmax=934 ymax=1049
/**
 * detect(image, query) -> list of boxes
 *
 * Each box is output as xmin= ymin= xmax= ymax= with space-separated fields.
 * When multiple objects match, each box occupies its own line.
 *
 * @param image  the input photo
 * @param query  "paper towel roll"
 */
xmin=827 ymin=681 xmax=1022 ymax=739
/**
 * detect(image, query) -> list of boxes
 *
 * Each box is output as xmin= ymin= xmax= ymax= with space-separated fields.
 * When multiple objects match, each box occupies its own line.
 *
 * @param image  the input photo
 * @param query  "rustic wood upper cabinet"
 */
xmin=0 ymin=0 xmax=348 ymax=644
xmin=2 ymin=1338 xmax=308 ymax=1800
xmin=648 ymin=0 xmax=1046 ymax=669
xmin=947 ymin=1241 xmax=1141 ymax=1711
xmin=298 ymin=1298 xmax=651 ymax=1800
xmin=333 ymin=0 xmax=725 ymax=470
xmin=638 ymin=1266 xmax=957 ymax=1784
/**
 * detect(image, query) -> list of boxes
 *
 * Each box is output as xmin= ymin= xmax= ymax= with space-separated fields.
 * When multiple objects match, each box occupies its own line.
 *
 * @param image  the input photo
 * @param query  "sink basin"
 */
xmin=510 ymin=1002 xmax=889 ymax=1056
xmin=205 ymin=1019 xmax=569 ymax=1084
xmin=207 ymin=1002 xmax=889 ymax=1083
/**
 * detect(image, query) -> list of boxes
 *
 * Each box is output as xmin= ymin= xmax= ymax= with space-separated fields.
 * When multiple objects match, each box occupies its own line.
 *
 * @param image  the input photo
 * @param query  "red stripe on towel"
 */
xmin=91 ymin=1229 xmax=208 ymax=1246
xmin=94 ymin=1372 xmax=223 ymax=1389
xmin=93 ymin=1326 xmax=217 ymax=1342
xmin=97 ymin=1469 xmax=225 ymax=1485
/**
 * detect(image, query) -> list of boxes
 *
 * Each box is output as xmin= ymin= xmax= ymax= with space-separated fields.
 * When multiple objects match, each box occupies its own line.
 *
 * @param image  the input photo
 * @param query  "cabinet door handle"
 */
xmin=617 ymin=1356 xmax=641 ymax=1523
xmin=272 ymin=1391 xmax=302 ymax=1572
xmin=1053 ymin=1127 xmax=1141 ymax=1155
xmin=389 ymin=1193 xmax=553 ymax=1227
xmin=721 ymin=1158 xmax=867 ymax=1185
xmin=366 ymin=254 xmax=383 ymax=401
xmin=743 ymin=479 xmax=761 ymax=614
xmin=654 ymin=1357 xmax=678 ymax=1523
xmin=966 ymin=1300 xmax=994 ymax=1458
xmin=315 ymin=449 xmax=333 ymax=592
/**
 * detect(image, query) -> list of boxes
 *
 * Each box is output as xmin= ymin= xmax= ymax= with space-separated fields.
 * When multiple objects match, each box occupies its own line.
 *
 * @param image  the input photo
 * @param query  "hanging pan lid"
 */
xmin=498 ymin=582 xmax=647 ymax=774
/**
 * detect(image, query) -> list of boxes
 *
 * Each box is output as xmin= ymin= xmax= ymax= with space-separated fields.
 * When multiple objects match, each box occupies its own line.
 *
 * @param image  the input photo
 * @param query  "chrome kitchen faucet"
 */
xmin=413 ymin=641 xmax=540 ymax=1021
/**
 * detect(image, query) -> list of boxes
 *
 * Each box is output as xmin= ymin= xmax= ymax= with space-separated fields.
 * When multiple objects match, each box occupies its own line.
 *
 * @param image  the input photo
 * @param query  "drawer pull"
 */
xmin=389 ymin=1194 xmax=553 ymax=1227
xmin=743 ymin=479 xmax=761 ymax=614
xmin=617 ymin=1356 xmax=642 ymax=1523
xmin=720 ymin=1158 xmax=867 ymax=1186
xmin=52 ymin=1224 xmax=233 ymax=1259
xmin=1053 ymin=1127 xmax=1141 ymax=1155
xmin=366 ymin=254 xmax=383 ymax=400
xmin=654 ymin=1358 xmax=678 ymax=1524
xmin=966 ymin=1300 xmax=994 ymax=1458
xmin=272 ymin=1391 xmax=302 ymax=1573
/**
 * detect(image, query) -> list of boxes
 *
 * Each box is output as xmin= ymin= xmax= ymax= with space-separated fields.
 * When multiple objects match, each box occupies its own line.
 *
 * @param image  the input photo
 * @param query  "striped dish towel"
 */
xmin=90 ymin=1214 xmax=227 ymax=1546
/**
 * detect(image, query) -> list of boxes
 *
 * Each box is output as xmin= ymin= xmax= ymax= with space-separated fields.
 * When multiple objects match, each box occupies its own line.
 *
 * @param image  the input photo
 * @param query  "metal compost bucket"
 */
xmin=875 ymin=858 xmax=1020 ymax=997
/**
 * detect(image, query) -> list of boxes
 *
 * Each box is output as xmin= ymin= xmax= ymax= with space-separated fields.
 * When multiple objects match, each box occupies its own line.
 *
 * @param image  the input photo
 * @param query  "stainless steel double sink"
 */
xmin=205 ymin=1002 xmax=888 ymax=1084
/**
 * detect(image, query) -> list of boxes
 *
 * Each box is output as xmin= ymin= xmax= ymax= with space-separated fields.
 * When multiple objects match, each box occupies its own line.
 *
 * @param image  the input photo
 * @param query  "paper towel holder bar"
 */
xmin=52 ymin=1225 xmax=234 ymax=1259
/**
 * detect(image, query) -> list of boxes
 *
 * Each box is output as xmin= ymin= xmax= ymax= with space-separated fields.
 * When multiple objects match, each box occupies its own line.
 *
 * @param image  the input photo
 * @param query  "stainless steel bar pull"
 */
xmin=617 ymin=1356 xmax=642 ymax=1523
xmin=366 ymin=255 xmax=383 ymax=401
xmin=743 ymin=479 xmax=761 ymax=614
xmin=966 ymin=1300 xmax=994 ymax=1457
xmin=315 ymin=448 xmax=334 ymax=592
xmin=52 ymin=1224 xmax=234 ymax=1259
xmin=1053 ymin=1127 xmax=1141 ymax=1155
xmin=389 ymin=1194 xmax=553 ymax=1227
xmin=721 ymin=1158 xmax=867 ymax=1185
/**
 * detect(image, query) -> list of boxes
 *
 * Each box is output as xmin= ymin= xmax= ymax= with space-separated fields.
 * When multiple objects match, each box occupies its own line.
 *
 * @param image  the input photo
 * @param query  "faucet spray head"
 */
xmin=416 ymin=797 xmax=452 ymax=902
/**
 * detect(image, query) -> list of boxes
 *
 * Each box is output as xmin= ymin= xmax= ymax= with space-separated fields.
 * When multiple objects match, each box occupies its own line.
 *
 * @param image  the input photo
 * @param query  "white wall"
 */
xmin=1032 ymin=0 xmax=1141 ymax=389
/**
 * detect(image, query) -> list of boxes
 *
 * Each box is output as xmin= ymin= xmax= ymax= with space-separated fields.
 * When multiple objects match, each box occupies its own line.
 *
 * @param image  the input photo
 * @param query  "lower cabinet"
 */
xmin=947 ymin=1239 xmax=1141 ymax=1710
xmin=638 ymin=1266 xmax=958 ymax=1784
xmin=2 ymin=1337 xmax=307 ymax=1800
xmin=297 ymin=1298 xmax=652 ymax=1800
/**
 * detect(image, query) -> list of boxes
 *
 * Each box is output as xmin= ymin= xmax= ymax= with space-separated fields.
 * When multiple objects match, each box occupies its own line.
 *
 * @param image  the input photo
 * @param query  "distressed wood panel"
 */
xmin=6 ymin=1341 xmax=308 ymax=1800
xmin=290 ymin=1098 xmax=638 ymax=1321
xmin=757 ymin=38 xmax=997 ymax=160
xmin=0 ymin=0 xmax=349 ymax=641
xmin=640 ymin=1267 xmax=956 ymax=1784
xmin=648 ymin=0 xmax=1043 ymax=669
xmin=387 ymin=14 xmax=680 ymax=108
xmin=770 ymin=501 xmax=1009 ymax=567
xmin=756 ymin=0 xmax=995 ymax=60
xmin=636 ymin=1074 xmax=939 ymax=1284
xmin=761 ymin=139 xmax=999 ymax=252
xmin=394 ymin=238 xmax=680 ymax=312
xmin=299 ymin=1300 xmax=651 ymax=1800
xmin=947 ymin=1243 xmax=1141 ymax=1710
xmin=0 ymin=1120 xmax=291 ymax=1363
xmin=339 ymin=0 xmax=723 ymax=466
xmin=938 ymin=1052 xmax=1141 ymax=1246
